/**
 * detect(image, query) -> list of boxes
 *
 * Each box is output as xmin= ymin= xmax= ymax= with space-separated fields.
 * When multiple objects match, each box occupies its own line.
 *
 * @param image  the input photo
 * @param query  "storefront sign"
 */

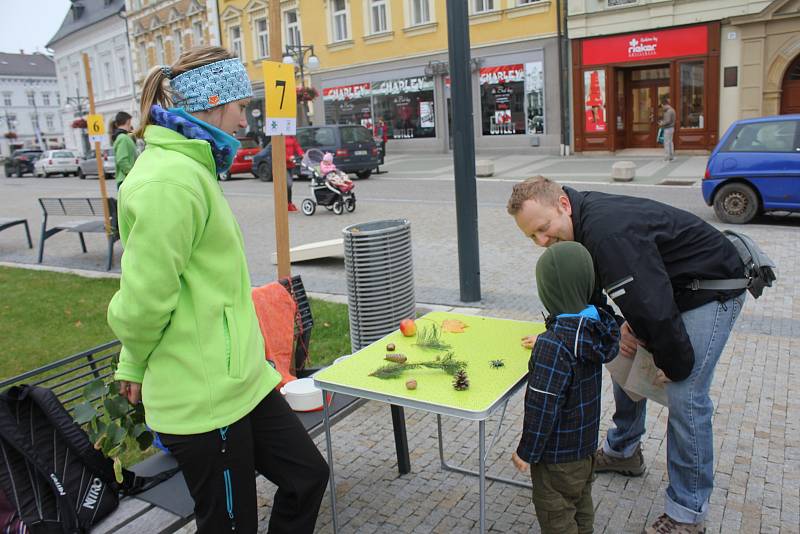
xmin=479 ymin=64 xmax=524 ymax=85
xmin=581 ymin=25 xmax=708 ymax=66
xmin=373 ymin=76 xmax=434 ymax=96
xmin=322 ymin=83 xmax=371 ymax=102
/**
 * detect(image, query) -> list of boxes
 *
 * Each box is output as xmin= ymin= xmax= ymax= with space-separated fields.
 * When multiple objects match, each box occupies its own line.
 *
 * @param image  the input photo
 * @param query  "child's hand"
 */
xmin=511 ymin=452 xmax=529 ymax=473
xmin=521 ymin=335 xmax=538 ymax=349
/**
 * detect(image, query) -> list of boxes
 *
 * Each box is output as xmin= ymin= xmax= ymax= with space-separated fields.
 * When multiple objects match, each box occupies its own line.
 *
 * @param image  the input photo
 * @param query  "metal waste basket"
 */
xmin=343 ymin=219 xmax=415 ymax=351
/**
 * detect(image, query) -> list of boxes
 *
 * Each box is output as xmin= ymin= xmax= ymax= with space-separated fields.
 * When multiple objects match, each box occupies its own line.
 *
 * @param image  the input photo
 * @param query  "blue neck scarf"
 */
xmin=149 ymin=104 xmax=240 ymax=175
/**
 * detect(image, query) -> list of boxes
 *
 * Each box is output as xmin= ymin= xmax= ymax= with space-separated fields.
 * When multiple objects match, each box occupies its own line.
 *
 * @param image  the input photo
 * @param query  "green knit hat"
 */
xmin=535 ymin=242 xmax=595 ymax=316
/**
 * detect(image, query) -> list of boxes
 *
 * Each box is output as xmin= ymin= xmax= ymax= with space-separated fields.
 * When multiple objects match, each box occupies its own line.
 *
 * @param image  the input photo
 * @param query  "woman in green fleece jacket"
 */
xmin=107 ymin=47 xmax=329 ymax=534
xmin=109 ymin=111 xmax=137 ymax=189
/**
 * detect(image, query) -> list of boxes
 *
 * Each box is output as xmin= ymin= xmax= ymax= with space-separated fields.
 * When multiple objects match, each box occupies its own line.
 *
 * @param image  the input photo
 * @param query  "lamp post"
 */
xmin=282 ymin=39 xmax=320 ymax=126
xmin=63 ymin=88 xmax=90 ymax=155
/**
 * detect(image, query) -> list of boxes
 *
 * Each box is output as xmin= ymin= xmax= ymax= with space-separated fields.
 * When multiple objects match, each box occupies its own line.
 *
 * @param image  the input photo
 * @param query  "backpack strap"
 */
xmin=685 ymin=278 xmax=750 ymax=291
xmin=0 ymin=394 xmax=82 ymax=534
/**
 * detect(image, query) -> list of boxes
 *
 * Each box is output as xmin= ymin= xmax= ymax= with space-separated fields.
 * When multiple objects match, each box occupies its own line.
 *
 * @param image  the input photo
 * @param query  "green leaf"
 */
xmin=105 ymin=395 xmax=130 ymax=420
xmin=73 ymin=402 xmax=98 ymax=425
xmin=136 ymin=431 xmax=154 ymax=451
xmin=105 ymin=422 xmax=127 ymax=446
xmin=129 ymin=404 xmax=146 ymax=425
xmin=107 ymin=444 xmax=123 ymax=457
xmin=132 ymin=423 xmax=149 ymax=438
xmin=113 ymin=457 xmax=123 ymax=484
xmin=94 ymin=435 xmax=106 ymax=451
xmin=83 ymin=379 xmax=107 ymax=402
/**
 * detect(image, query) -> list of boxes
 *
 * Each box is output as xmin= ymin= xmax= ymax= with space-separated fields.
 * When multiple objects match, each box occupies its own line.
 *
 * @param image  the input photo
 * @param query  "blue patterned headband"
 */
xmin=170 ymin=58 xmax=253 ymax=112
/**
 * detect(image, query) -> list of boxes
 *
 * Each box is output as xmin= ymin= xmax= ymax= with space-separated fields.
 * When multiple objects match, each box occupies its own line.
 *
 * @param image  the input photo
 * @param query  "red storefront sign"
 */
xmin=479 ymin=64 xmax=524 ymax=85
xmin=581 ymin=25 xmax=708 ymax=66
xmin=322 ymin=83 xmax=371 ymax=101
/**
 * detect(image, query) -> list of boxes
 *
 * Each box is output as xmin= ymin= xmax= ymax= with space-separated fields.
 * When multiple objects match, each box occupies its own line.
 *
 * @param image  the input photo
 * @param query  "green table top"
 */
xmin=314 ymin=312 xmax=545 ymax=419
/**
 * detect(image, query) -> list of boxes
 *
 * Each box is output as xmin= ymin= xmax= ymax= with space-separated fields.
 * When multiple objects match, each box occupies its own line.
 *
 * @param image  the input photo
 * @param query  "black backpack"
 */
xmin=0 ymin=385 xmax=176 ymax=533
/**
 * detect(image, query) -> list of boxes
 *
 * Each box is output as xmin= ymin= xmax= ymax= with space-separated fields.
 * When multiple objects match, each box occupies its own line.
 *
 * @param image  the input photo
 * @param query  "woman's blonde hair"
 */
xmin=135 ymin=46 xmax=233 ymax=138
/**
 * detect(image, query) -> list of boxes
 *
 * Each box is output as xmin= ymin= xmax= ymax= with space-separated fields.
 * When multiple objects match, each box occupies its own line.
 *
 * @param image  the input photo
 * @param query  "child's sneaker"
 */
xmin=644 ymin=514 xmax=705 ymax=534
xmin=288 ymin=203 xmax=298 ymax=212
xmin=594 ymin=444 xmax=645 ymax=476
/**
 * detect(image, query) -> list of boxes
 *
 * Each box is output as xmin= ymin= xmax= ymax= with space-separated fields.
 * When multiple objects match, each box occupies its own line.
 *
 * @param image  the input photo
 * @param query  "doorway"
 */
xmin=627 ymin=66 xmax=670 ymax=147
xmin=780 ymin=54 xmax=800 ymax=114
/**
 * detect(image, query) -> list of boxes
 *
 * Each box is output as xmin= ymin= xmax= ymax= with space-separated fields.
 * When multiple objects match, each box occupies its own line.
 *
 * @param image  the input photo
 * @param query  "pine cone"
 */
xmin=453 ymin=369 xmax=469 ymax=391
xmin=385 ymin=353 xmax=407 ymax=363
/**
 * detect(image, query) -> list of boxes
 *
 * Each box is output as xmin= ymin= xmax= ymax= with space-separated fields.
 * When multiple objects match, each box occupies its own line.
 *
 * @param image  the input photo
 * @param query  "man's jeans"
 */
xmin=602 ymin=293 xmax=746 ymax=523
xmin=663 ymin=127 xmax=675 ymax=160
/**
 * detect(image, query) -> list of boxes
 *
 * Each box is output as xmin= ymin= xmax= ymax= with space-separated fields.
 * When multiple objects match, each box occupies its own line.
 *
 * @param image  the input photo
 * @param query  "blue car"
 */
xmin=702 ymin=114 xmax=800 ymax=224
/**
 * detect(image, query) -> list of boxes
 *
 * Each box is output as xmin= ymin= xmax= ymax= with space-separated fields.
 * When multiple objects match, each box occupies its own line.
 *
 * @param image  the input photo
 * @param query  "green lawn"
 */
xmin=0 ymin=266 xmax=351 ymax=379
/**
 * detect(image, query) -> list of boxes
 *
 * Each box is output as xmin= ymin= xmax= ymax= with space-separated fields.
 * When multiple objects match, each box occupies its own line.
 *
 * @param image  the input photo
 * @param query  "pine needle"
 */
xmin=414 ymin=323 xmax=451 ymax=350
xmin=369 ymin=351 xmax=466 ymax=379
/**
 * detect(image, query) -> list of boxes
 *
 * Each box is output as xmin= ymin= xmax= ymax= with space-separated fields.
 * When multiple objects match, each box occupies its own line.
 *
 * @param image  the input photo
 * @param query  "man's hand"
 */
xmin=118 ymin=381 xmax=142 ymax=405
xmin=619 ymin=321 xmax=643 ymax=359
xmin=511 ymin=452 xmax=530 ymax=473
xmin=652 ymin=369 xmax=672 ymax=387
xmin=521 ymin=335 xmax=538 ymax=350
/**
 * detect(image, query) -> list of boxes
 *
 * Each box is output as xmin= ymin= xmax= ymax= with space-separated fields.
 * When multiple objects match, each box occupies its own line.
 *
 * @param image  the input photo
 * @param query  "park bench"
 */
xmin=37 ymin=197 xmax=119 ymax=271
xmin=0 ymin=218 xmax=32 ymax=248
xmin=0 ymin=275 xmax=361 ymax=533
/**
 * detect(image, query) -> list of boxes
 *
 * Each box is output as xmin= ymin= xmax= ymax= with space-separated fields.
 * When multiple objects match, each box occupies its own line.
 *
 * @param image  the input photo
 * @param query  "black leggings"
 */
xmin=159 ymin=389 xmax=329 ymax=534
xmin=286 ymin=168 xmax=294 ymax=203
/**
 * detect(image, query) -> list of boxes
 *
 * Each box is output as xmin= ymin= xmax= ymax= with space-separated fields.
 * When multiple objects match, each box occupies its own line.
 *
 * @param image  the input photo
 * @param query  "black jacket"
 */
xmin=565 ymin=187 xmax=744 ymax=381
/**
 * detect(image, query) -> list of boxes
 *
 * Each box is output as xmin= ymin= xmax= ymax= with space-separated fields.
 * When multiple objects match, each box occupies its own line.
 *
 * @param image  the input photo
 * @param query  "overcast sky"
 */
xmin=1 ymin=0 xmax=72 ymax=55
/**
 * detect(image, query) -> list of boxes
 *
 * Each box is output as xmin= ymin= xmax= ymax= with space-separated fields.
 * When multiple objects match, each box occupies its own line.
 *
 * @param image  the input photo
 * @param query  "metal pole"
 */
xmin=479 ymin=420 xmax=486 ymax=533
xmin=322 ymin=391 xmax=339 ymax=533
xmin=445 ymin=0 xmax=481 ymax=302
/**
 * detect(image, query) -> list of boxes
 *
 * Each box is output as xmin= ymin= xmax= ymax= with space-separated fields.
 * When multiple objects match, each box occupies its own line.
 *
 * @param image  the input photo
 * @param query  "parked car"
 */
xmin=254 ymin=125 xmax=379 ymax=182
xmin=78 ymin=149 xmax=115 ymax=179
xmin=251 ymin=142 xmax=314 ymax=182
xmin=34 ymin=150 xmax=80 ymax=177
xmin=4 ymin=148 xmax=43 ymax=177
xmin=702 ymin=114 xmax=800 ymax=224
xmin=219 ymin=136 xmax=260 ymax=181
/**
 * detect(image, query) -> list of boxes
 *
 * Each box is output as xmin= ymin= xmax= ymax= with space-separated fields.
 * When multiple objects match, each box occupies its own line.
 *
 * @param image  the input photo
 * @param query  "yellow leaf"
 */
xmin=441 ymin=319 xmax=468 ymax=333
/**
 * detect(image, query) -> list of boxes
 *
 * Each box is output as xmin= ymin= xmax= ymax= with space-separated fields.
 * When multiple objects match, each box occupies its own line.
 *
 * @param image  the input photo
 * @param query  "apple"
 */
xmin=399 ymin=318 xmax=417 ymax=337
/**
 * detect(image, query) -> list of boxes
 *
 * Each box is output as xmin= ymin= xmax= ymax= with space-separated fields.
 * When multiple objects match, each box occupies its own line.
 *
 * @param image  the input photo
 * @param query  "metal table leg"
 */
xmin=390 ymin=405 xmax=411 ymax=474
xmin=479 ymin=419 xmax=486 ymax=533
xmin=322 ymin=390 xmax=339 ymax=533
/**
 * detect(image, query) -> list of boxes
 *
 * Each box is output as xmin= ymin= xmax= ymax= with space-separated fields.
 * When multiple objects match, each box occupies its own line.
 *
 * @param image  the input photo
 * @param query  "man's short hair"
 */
xmin=506 ymin=176 xmax=564 ymax=215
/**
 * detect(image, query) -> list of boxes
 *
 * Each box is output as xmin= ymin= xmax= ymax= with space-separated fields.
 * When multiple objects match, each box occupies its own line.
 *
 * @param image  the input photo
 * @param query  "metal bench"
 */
xmin=0 ymin=217 xmax=32 ymax=248
xmin=1 ymin=275 xmax=359 ymax=533
xmin=37 ymin=197 xmax=119 ymax=270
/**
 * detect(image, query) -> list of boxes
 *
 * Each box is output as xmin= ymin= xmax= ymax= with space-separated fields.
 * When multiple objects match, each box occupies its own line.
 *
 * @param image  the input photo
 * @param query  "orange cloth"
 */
xmin=251 ymin=282 xmax=298 ymax=388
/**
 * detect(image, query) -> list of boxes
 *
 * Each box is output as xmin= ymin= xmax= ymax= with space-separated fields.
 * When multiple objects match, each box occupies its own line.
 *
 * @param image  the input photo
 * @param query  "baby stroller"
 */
xmin=300 ymin=148 xmax=356 ymax=216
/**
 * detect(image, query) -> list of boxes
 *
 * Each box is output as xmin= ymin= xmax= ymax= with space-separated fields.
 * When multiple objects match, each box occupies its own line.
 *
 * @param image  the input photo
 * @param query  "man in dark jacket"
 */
xmin=507 ymin=176 xmax=747 ymax=534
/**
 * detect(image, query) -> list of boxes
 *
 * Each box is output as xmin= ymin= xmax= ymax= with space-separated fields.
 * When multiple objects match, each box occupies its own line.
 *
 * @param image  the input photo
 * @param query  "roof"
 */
xmin=47 ymin=0 xmax=126 ymax=48
xmin=0 ymin=52 xmax=56 ymax=77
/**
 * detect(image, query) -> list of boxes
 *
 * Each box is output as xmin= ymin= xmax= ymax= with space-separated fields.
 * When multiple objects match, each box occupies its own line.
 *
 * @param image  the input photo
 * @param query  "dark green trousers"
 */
xmin=530 ymin=456 xmax=595 ymax=534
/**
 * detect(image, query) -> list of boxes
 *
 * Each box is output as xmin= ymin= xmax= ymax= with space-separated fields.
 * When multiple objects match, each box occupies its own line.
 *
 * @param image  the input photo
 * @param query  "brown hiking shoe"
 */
xmin=643 ymin=514 xmax=705 ymax=534
xmin=594 ymin=445 xmax=645 ymax=476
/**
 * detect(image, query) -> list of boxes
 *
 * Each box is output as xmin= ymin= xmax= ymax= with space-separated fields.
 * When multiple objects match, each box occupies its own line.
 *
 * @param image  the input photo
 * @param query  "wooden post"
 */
xmin=82 ymin=53 xmax=112 ymax=236
xmin=269 ymin=0 xmax=291 ymax=278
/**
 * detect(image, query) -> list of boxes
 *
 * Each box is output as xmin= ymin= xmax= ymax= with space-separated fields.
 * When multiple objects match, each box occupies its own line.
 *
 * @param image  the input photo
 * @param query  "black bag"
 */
xmin=0 ymin=385 xmax=176 ymax=533
xmin=687 ymin=230 xmax=777 ymax=299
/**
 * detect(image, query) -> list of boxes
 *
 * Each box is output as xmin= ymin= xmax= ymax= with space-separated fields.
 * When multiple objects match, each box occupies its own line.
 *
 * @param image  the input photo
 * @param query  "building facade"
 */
xmin=220 ymin=0 xmax=565 ymax=153
xmin=47 ymin=0 xmax=136 ymax=153
xmin=0 ymin=52 xmax=64 ymax=157
xmin=125 ymin=0 xmax=221 ymax=100
xmin=566 ymin=0 xmax=776 ymax=152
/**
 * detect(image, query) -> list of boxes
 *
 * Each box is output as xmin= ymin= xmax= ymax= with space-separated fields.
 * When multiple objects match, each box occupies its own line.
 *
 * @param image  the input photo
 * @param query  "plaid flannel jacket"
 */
xmin=517 ymin=306 xmax=620 ymax=465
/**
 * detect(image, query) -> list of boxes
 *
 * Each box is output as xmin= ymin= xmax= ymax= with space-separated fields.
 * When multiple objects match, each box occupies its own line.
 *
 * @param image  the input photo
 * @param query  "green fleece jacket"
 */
xmin=113 ymin=131 xmax=137 ymax=187
xmin=108 ymin=125 xmax=280 ymax=435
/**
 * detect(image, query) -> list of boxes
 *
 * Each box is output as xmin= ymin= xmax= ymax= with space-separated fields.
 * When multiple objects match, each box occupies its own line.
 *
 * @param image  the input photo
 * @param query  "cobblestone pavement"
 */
xmin=2 ymin=155 xmax=798 ymax=533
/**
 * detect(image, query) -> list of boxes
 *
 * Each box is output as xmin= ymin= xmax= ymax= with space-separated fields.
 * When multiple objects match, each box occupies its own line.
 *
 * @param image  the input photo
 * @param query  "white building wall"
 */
xmin=51 ymin=14 xmax=136 ymax=153
xmin=0 ymin=72 xmax=63 ymax=156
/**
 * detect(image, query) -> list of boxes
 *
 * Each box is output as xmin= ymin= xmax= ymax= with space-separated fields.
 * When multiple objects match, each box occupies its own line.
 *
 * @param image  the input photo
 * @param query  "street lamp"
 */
xmin=282 ymin=39 xmax=320 ymax=126
xmin=63 ymin=88 xmax=90 ymax=155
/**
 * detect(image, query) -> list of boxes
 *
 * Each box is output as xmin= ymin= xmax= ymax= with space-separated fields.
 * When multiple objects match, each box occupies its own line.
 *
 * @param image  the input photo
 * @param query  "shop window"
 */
xmin=680 ymin=61 xmax=704 ymax=129
xmin=480 ymin=64 xmax=526 ymax=135
xmin=323 ymin=83 xmax=373 ymax=128
xmin=373 ymin=76 xmax=436 ymax=138
xmin=524 ymin=62 xmax=545 ymax=134
xmin=723 ymin=121 xmax=797 ymax=153
xmin=583 ymin=69 xmax=607 ymax=132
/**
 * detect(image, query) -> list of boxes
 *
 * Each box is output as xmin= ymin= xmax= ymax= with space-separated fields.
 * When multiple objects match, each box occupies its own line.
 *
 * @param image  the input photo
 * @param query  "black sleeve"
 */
xmin=593 ymin=234 xmax=695 ymax=381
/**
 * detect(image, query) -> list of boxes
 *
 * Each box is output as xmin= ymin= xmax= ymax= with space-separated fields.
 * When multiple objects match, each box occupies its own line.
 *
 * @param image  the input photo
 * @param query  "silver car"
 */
xmin=33 ymin=150 xmax=80 ymax=177
xmin=78 ymin=149 xmax=115 ymax=179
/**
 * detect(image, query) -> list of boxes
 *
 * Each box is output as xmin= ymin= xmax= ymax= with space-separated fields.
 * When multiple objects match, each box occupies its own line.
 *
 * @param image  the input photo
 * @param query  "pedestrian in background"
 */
xmin=109 ymin=111 xmax=137 ymax=189
xmin=659 ymin=97 xmax=676 ymax=162
xmin=285 ymin=134 xmax=303 ymax=212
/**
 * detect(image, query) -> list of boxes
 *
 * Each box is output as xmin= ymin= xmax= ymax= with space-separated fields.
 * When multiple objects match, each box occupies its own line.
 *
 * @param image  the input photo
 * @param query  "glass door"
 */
xmin=628 ymin=82 xmax=671 ymax=147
